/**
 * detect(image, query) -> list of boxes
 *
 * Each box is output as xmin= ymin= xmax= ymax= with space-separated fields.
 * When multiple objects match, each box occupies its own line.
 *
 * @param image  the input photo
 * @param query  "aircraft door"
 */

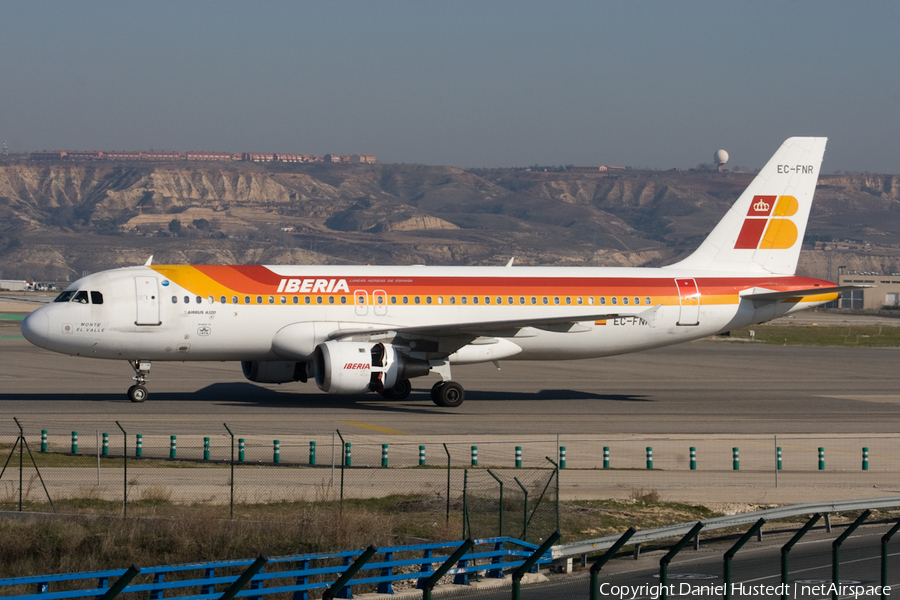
xmin=675 ymin=278 xmax=700 ymax=326
xmin=135 ymin=276 xmax=161 ymax=326
xmin=354 ymin=290 xmax=368 ymax=316
xmin=373 ymin=289 xmax=387 ymax=316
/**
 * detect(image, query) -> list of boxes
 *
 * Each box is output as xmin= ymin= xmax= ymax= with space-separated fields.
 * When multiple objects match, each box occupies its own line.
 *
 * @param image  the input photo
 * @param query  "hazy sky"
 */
xmin=2 ymin=2 xmax=898 ymax=172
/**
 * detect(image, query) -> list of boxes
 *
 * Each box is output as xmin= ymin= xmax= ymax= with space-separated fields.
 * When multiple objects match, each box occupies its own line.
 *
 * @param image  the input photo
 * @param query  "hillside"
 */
xmin=2 ymin=160 xmax=900 ymax=282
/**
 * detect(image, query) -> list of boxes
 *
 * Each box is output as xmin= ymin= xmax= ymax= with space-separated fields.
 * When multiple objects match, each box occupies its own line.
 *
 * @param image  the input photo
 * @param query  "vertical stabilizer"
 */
xmin=664 ymin=137 xmax=827 ymax=275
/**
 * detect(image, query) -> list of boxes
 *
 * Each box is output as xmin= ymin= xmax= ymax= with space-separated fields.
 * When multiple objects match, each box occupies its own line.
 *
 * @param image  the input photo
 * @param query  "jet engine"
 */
xmin=241 ymin=361 xmax=308 ymax=384
xmin=313 ymin=341 xmax=430 ymax=395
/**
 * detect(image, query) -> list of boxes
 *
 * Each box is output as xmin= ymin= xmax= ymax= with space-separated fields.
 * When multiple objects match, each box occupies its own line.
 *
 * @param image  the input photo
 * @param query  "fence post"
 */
xmin=781 ymin=513 xmax=821 ymax=600
xmin=102 ymin=433 xmax=109 ymax=456
xmin=723 ymin=518 xmax=765 ymax=599
xmin=777 ymin=446 xmax=782 ymax=470
xmin=515 ymin=446 xmax=522 ymax=468
xmin=646 ymin=447 xmax=653 ymax=469
xmin=590 ymin=528 xmax=636 ymax=600
xmin=732 ymin=447 xmax=739 ymax=470
xmin=135 ymin=434 xmax=142 ymax=457
xmin=223 ymin=424 xmax=235 ymax=520
xmin=273 ymin=440 xmax=280 ymax=463
xmin=690 ymin=447 xmax=696 ymax=470
xmin=819 ymin=447 xmax=825 ymax=470
xmin=443 ymin=444 xmax=450 ymax=525
xmin=217 ymin=555 xmax=268 ymax=600
xmin=100 ymin=565 xmax=142 ymax=600
xmin=603 ymin=446 xmax=609 ymax=469
xmin=71 ymin=431 xmax=78 ymax=454
xmin=487 ymin=469 xmax=504 ymax=537
xmin=471 ymin=445 xmax=477 ymax=467
xmin=321 ymin=546 xmax=378 ymax=600
xmin=514 ymin=476 xmax=529 ymax=541
xmin=659 ymin=522 xmax=704 ymax=600
xmin=559 ymin=446 xmax=566 ymax=469
xmin=863 ymin=447 xmax=869 ymax=471
xmin=115 ymin=422 xmax=127 ymax=518
xmin=421 ymin=539 xmax=474 ymax=600
xmin=169 ymin=435 xmax=177 ymax=459
xmin=344 ymin=442 xmax=351 ymax=467
xmin=881 ymin=519 xmax=900 ymax=599
xmin=204 ymin=437 xmax=210 ymax=461
xmin=41 ymin=430 xmax=47 ymax=453
xmin=833 ymin=510 xmax=870 ymax=598
xmin=238 ymin=438 xmax=245 ymax=462
xmin=309 ymin=441 xmax=316 ymax=465
xmin=380 ymin=444 xmax=388 ymax=467
xmin=511 ymin=531 xmax=560 ymax=600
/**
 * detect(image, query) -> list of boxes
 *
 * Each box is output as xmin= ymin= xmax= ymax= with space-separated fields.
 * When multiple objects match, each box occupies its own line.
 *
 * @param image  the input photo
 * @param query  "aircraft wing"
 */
xmin=329 ymin=305 xmax=663 ymax=342
xmin=739 ymin=285 xmax=872 ymax=301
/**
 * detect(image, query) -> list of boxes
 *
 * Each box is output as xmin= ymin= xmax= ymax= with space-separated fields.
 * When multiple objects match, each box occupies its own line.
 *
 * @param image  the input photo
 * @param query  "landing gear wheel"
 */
xmin=128 ymin=385 xmax=148 ymax=403
xmin=383 ymin=379 xmax=412 ymax=400
xmin=430 ymin=381 xmax=446 ymax=405
xmin=434 ymin=381 xmax=465 ymax=408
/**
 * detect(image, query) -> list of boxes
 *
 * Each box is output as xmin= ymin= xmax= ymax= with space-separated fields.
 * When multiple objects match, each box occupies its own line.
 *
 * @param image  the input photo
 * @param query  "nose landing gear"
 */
xmin=128 ymin=359 xmax=151 ymax=403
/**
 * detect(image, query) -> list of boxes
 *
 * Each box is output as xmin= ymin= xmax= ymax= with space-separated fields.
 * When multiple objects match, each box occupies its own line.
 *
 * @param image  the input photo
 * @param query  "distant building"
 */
xmin=66 ymin=151 xmax=103 ymax=160
xmin=568 ymin=165 xmax=625 ymax=173
xmin=105 ymin=151 xmax=142 ymax=161
xmin=350 ymin=154 xmax=376 ymax=164
xmin=30 ymin=151 xmax=67 ymax=161
xmin=836 ymin=273 xmax=900 ymax=309
xmin=142 ymin=151 xmax=184 ymax=161
xmin=186 ymin=151 xmax=235 ymax=161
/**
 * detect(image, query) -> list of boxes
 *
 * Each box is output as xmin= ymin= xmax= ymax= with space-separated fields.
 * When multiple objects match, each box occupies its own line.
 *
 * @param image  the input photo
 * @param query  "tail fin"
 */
xmin=665 ymin=137 xmax=827 ymax=275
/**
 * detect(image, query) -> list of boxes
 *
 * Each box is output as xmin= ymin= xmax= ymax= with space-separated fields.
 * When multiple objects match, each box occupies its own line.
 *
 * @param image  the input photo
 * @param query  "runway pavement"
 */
xmin=2 ymin=334 xmax=900 ymax=437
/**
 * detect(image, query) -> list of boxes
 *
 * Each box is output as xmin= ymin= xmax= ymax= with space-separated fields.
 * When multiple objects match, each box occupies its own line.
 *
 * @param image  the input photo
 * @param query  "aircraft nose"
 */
xmin=21 ymin=309 xmax=49 ymax=348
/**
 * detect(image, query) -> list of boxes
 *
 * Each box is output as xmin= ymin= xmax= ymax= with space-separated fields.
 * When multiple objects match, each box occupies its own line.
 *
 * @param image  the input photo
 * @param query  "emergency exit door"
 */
xmin=675 ymin=278 xmax=700 ymax=326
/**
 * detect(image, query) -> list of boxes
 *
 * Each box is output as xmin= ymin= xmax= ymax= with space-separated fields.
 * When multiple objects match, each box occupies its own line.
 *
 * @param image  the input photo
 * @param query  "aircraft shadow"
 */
xmin=0 ymin=382 xmax=650 ymax=409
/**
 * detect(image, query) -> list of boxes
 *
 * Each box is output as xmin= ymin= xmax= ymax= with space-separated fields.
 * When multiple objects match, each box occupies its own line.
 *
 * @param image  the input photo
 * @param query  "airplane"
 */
xmin=21 ymin=137 xmax=856 ymax=407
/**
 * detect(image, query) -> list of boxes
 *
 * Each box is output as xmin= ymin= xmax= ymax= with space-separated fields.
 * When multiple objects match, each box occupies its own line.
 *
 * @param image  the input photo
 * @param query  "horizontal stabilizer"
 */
xmin=739 ymin=285 xmax=871 ymax=301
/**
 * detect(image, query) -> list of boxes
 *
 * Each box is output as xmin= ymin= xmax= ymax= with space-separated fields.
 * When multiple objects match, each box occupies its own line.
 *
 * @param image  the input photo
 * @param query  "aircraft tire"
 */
xmin=436 ymin=381 xmax=465 ymax=408
xmin=430 ymin=381 xmax=445 ymax=405
xmin=390 ymin=379 xmax=412 ymax=400
xmin=128 ymin=385 xmax=148 ymax=403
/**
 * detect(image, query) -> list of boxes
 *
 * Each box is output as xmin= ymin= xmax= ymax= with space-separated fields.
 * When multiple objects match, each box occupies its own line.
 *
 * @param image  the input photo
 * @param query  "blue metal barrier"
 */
xmin=0 ymin=537 xmax=551 ymax=600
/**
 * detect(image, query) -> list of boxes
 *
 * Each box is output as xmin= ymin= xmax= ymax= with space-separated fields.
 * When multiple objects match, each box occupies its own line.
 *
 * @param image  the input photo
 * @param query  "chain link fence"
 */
xmin=2 ymin=420 xmax=898 ymax=532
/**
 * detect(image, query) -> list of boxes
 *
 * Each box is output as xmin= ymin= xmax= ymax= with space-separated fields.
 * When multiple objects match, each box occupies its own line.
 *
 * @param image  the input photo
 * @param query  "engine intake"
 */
xmin=313 ymin=341 xmax=430 ymax=395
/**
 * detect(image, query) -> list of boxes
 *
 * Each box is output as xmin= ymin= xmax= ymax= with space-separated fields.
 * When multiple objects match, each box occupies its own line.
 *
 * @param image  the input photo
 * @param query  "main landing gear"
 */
xmin=127 ymin=359 xmax=151 ymax=403
xmin=379 ymin=379 xmax=412 ymax=400
xmin=431 ymin=381 xmax=465 ymax=408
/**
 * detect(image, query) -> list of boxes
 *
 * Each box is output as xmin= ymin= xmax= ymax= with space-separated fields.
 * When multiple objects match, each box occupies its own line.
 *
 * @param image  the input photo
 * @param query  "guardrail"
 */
xmin=0 ymin=537 xmax=552 ymax=600
xmin=553 ymin=495 xmax=900 ymax=558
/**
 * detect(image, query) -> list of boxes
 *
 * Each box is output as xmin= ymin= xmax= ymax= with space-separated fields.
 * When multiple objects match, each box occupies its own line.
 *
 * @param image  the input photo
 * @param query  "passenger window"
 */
xmin=172 ymin=296 xmax=178 ymax=304
xmin=220 ymin=296 xmax=226 ymax=304
xmin=623 ymin=297 xmax=629 ymax=305
xmin=554 ymin=297 xmax=560 ymax=305
xmin=645 ymin=297 xmax=652 ymax=305
xmin=542 ymin=297 xmax=548 ymax=305
xmin=184 ymin=296 xmax=190 ymax=304
xmin=268 ymin=296 xmax=274 ymax=304
xmin=450 ymin=297 xmax=456 ymax=305
xmin=390 ymin=296 xmax=397 ymax=304
xmin=473 ymin=297 xmax=479 ymax=305
xmin=437 ymin=296 xmax=444 ymax=305
xmin=497 ymin=297 xmax=503 ymax=305
xmin=484 ymin=297 xmax=490 ymax=305
xmin=231 ymin=296 xmax=237 ymax=304
xmin=426 ymin=296 xmax=432 ymax=304
xmin=304 ymin=297 xmax=311 ymax=304
xmin=508 ymin=297 xmax=514 ymax=305
xmin=196 ymin=296 xmax=202 ymax=304
xmin=316 ymin=296 xmax=323 ymax=304
xmin=462 ymin=297 xmax=468 ymax=305
xmin=414 ymin=297 xmax=420 ymax=304
xmin=531 ymin=297 xmax=537 ymax=305
xmin=634 ymin=297 xmax=640 ymax=305
xmin=293 ymin=296 xmax=299 ymax=304
xmin=588 ymin=297 xmax=594 ymax=305
xmin=340 ymin=296 xmax=346 ymax=304
xmin=403 ymin=296 xmax=409 ymax=305
xmin=90 ymin=291 xmax=104 ymax=304
xmin=577 ymin=297 xmax=583 ymax=305
xmin=244 ymin=296 xmax=250 ymax=304
xmin=376 ymin=296 xmax=384 ymax=304
xmin=256 ymin=296 xmax=262 ymax=304
xmin=519 ymin=297 xmax=525 ymax=305
xmin=566 ymin=297 xmax=572 ymax=305
xmin=328 ymin=296 xmax=335 ymax=304
xmin=54 ymin=291 xmax=75 ymax=302
xmin=280 ymin=296 xmax=286 ymax=304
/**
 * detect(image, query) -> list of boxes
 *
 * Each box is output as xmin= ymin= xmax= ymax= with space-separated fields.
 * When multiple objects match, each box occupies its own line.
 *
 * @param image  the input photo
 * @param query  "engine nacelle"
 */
xmin=313 ymin=341 xmax=431 ymax=395
xmin=241 ymin=361 xmax=308 ymax=384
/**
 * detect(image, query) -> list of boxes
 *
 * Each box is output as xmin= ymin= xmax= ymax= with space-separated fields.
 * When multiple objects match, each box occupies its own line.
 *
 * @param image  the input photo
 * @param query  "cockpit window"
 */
xmin=54 ymin=291 xmax=75 ymax=303
xmin=72 ymin=291 xmax=89 ymax=304
xmin=90 ymin=292 xmax=104 ymax=305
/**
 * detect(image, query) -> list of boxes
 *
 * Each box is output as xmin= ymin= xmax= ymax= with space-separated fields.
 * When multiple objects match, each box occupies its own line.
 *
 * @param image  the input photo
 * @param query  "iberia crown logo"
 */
xmin=734 ymin=195 xmax=799 ymax=250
